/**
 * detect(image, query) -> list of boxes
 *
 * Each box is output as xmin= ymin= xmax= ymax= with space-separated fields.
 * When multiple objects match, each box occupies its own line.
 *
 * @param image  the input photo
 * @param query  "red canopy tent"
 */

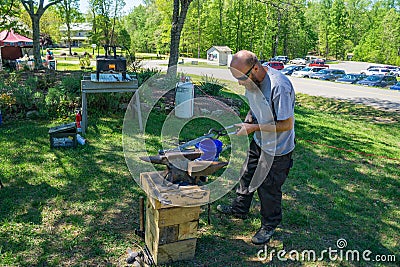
xmin=0 ymin=29 xmax=33 ymax=60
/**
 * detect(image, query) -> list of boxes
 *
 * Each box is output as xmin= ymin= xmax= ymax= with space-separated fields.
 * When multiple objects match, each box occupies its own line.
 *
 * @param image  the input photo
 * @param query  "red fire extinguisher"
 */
xmin=76 ymin=110 xmax=82 ymax=132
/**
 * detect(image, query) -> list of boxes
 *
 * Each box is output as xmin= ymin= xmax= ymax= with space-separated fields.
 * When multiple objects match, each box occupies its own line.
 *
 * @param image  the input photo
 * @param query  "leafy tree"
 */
xmin=346 ymin=0 xmax=370 ymax=47
xmin=0 ymin=0 xmax=19 ymax=31
xmin=40 ymin=6 xmax=63 ymax=45
xmin=123 ymin=0 xmax=399 ymax=65
xmin=88 ymin=0 xmax=125 ymax=53
xmin=124 ymin=4 xmax=158 ymax=53
xmin=58 ymin=0 xmax=80 ymax=55
xmin=20 ymin=0 xmax=62 ymax=68
xmin=353 ymin=7 xmax=400 ymax=65
xmin=329 ymin=0 xmax=348 ymax=60
xmin=117 ymin=27 xmax=131 ymax=51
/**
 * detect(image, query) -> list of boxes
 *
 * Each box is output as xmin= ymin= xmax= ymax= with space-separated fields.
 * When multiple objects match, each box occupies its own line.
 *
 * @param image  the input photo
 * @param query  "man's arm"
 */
xmin=235 ymin=116 xmax=294 ymax=136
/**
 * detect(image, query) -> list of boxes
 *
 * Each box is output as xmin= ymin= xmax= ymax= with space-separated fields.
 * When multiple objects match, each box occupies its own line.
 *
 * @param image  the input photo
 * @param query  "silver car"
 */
xmin=292 ymin=66 xmax=328 ymax=78
xmin=289 ymin=58 xmax=306 ymax=65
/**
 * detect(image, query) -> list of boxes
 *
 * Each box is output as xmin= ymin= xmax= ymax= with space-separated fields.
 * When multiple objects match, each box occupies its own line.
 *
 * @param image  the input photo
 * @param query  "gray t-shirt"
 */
xmin=245 ymin=67 xmax=295 ymax=156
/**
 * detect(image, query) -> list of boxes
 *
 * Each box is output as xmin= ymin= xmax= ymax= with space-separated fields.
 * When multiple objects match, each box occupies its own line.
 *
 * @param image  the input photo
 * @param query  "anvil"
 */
xmin=140 ymin=150 xmax=228 ymax=185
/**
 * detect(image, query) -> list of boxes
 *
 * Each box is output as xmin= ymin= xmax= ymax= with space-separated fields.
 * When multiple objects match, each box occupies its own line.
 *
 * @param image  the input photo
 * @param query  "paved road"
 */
xmin=288 ymin=77 xmax=400 ymax=112
xmin=142 ymin=60 xmax=400 ymax=112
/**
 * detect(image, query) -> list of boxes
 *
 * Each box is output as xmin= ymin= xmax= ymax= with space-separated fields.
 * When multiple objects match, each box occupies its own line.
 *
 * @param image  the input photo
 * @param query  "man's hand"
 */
xmin=244 ymin=113 xmax=253 ymax=123
xmin=234 ymin=123 xmax=258 ymax=136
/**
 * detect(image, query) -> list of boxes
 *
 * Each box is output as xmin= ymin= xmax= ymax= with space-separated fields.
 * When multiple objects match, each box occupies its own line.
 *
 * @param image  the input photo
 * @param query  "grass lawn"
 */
xmin=55 ymin=62 xmax=85 ymax=71
xmin=0 ymin=92 xmax=399 ymax=266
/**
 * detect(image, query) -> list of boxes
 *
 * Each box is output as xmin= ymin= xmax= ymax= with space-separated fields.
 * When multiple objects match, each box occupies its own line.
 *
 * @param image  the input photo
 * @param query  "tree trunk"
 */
xmin=197 ymin=0 xmax=201 ymax=58
xmin=218 ymin=0 xmax=223 ymax=44
xmin=325 ymin=30 xmax=329 ymax=58
xmin=67 ymin=24 xmax=72 ymax=55
xmin=235 ymin=1 xmax=241 ymax=51
xmin=167 ymin=0 xmax=193 ymax=77
xmin=272 ymin=12 xmax=282 ymax=57
xmin=32 ymin=14 xmax=42 ymax=68
xmin=0 ymin=47 xmax=2 ymax=70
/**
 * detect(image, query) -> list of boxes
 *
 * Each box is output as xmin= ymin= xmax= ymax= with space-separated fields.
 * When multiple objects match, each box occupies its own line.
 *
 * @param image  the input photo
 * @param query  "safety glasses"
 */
xmin=233 ymin=63 xmax=256 ymax=81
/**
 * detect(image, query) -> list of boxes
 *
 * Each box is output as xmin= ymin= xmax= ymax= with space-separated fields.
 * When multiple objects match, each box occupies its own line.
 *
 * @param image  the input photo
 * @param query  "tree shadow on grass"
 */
xmin=0 ymin=116 xmax=146 ymax=265
xmin=0 ymin=180 xmax=59 ymax=259
xmin=337 ymin=97 xmax=400 ymax=113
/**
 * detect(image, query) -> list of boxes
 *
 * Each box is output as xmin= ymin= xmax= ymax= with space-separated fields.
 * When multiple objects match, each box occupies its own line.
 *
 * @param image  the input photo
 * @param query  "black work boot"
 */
xmin=216 ymin=204 xmax=247 ymax=219
xmin=251 ymin=226 xmax=275 ymax=245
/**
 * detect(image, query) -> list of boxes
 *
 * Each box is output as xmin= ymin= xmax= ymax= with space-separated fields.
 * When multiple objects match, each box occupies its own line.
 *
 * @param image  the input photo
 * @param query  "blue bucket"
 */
xmin=196 ymin=138 xmax=223 ymax=161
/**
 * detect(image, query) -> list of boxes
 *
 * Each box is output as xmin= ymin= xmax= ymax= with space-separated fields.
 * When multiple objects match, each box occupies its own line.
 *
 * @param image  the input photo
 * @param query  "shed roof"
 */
xmin=207 ymin=46 xmax=232 ymax=53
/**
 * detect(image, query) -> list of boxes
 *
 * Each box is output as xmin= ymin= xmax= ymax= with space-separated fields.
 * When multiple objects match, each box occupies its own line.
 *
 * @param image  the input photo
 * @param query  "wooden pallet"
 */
xmin=140 ymin=171 xmax=210 ymax=264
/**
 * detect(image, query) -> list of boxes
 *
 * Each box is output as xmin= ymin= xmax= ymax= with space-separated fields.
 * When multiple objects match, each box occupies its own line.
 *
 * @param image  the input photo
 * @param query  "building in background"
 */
xmin=59 ymin=23 xmax=92 ymax=47
xmin=206 ymin=46 xmax=232 ymax=66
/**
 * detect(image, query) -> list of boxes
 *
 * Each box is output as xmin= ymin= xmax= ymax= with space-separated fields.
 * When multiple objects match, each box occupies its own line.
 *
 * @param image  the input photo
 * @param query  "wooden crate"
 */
xmin=140 ymin=171 xmax=210 ymax=264
xmin=140 ymin=171 xmax=210 ymax=208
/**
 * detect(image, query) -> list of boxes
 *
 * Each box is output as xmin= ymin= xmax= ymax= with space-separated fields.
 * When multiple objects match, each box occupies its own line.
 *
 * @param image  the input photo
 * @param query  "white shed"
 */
xmin=206 ymin=46 xmax=232 ymax=66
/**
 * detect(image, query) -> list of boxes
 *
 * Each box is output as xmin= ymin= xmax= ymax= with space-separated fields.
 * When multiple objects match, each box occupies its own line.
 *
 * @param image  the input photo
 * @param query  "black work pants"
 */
xmin=231 ymin=139 xmax=293 ymax=229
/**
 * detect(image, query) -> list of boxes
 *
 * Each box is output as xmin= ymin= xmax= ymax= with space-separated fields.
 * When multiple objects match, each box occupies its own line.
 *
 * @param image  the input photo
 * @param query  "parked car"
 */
xmin=291 ymin=66 xmax=327 ymax=78
xmin=389 ymin=67 xmax=400 ymax=77
xmin=360 ymin=68 xmax=391 ymax=76
xmin=305 ymin=55 xmax=319 ymax=63
xmin=281 ymin=65 xmax=306 ymax=75
xmin=289 ymin=58 xmax=306 ymax=65
xmin=335 ymin=74 xmax=367 ymax=84
xmin=310 ymin=69 xmax=346 ymax=80
xmin=365 ymin=65 xmax=386 ymax=70
xmin=389 ymin=82 xmax=400 ymax=90
xmin=384 ymin=65 xmax=398 ymax=71
xmin=308 ymin=59 xmax=329 ymax=68
xmin=270 ymin=56 xmax=288 ymax=64
xmin=262 ymin=61 xmax=284 ymax=70
xmin=356 ymin=75 xmax=397 ymax=87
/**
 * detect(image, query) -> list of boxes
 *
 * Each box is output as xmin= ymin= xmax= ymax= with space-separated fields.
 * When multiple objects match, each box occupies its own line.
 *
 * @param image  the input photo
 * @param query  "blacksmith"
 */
xmin=217 ymin=50 xmax=295 ymax=245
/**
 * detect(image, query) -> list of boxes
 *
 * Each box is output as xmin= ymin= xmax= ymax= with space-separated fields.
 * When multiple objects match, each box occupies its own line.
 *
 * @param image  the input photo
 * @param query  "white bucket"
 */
xmin=175 ymin=82 xmax=194 ymax=119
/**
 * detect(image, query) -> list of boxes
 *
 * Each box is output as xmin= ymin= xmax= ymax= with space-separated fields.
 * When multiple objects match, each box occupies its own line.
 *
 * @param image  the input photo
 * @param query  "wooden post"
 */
xmin=134 ymin=91 xmax=143 ymax=131
xmin=81 ymin=91 xmax=87 ymax=135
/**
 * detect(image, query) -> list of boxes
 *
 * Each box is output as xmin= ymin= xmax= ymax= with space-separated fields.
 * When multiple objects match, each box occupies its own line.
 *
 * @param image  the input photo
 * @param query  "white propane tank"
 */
xmin=175 ymin=79 xmax=194 ymax=119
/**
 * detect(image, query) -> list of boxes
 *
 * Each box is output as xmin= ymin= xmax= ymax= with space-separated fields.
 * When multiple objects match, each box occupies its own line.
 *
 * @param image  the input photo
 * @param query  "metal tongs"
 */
xmin=158 ymin=125 xmax=237 ymax=155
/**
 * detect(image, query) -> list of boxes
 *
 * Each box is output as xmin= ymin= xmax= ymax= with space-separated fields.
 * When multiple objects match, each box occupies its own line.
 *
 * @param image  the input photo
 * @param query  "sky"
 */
xmin=79 ymin=0 xmax=144 ymax=15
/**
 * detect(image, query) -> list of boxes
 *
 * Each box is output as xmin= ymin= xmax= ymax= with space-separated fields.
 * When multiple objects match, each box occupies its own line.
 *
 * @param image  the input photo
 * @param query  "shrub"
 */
xmin=135 ymin=68 xmax=160 ymax=86
xmin=196 ymin=75 xmax=225 ymax=96
xmin=0 ymin=69 xmax=162 ymax=119
xmin=61 ymin=75 xmax=81 ymax=97
xmin=13 ymin=85 xmax=34 ymax=111
xmin=36 ymin=75 xmax=56 ymax=92
xmin=44 ymin=75 xmax=82 ymax=117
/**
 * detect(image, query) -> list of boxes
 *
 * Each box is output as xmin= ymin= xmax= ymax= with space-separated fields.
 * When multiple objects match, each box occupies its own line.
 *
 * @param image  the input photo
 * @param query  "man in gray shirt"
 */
xmin=217 ymin=50 xmax=295 ymax=245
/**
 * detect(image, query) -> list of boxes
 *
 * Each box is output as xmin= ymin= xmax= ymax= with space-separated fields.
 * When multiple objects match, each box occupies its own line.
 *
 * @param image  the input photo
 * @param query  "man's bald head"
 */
xmin=230 ymin=50 xmax=258 ymax=70
xmin=229 ymin=50 xmax=266 ymax=85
